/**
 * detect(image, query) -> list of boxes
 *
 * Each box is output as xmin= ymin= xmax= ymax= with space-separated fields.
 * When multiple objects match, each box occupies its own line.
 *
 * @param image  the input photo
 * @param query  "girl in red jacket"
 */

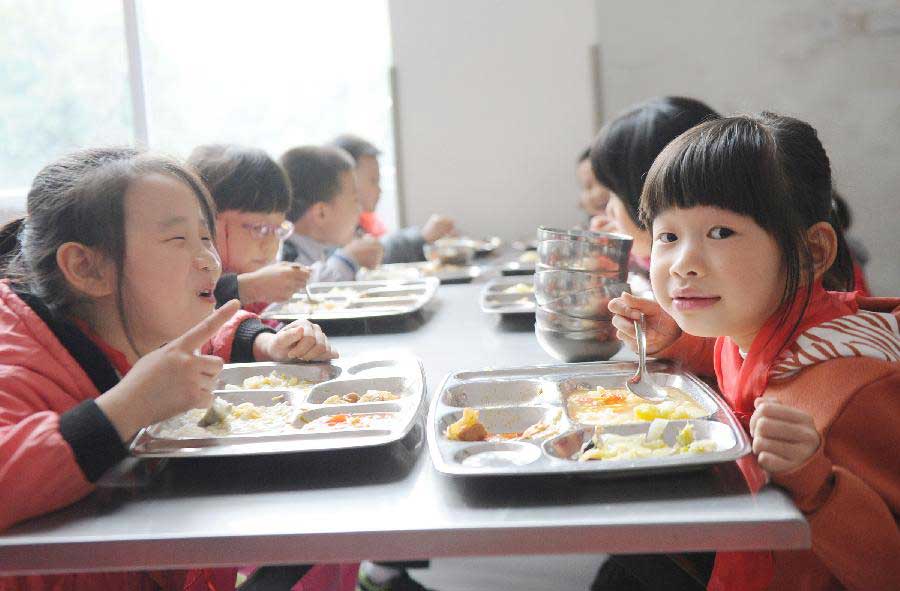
xmin=0 ymin=148 xmax=336 ymax=591
xmin=596 ymin=114 xmax=899 ymax=590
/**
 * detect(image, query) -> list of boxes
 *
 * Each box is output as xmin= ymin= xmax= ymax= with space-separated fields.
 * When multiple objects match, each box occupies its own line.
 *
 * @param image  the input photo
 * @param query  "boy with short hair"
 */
xmin=280 ymin=145 xmax=383 ymax=280
xmin=331 ymin=134 xmax=455 ymax=264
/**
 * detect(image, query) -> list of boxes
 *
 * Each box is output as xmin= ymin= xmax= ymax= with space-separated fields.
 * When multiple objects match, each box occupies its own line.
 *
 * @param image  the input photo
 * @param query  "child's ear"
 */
xmin=314 ymin=201 xmax=329 ymax=222
xmin=56 ymin=242 xmax=116 ymax=298
xmin=806 ymin=221 xmax=838 ymax=280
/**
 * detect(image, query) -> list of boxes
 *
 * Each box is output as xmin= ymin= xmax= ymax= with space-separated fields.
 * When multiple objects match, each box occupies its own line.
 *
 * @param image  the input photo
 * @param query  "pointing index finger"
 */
xmin=175 ymin=299 xmax=241 ymax=350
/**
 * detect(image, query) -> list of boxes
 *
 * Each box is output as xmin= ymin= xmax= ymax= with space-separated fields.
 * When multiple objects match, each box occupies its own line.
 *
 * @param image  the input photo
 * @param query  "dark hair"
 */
xmin=641 ymin=113 xmax=856 ymax=339
xmin=281 ymin=146 xmax=355 ymax=222
xmin=590 ymin=96 xmax=719 ymax=227
xmin=1 ymin=147 xmax=217 ymax=354
xmin=577 ymin=147 xmax=591 ymax=163
xmin=187 ymin=144 xmax=290 ymax=214
xmin=330 ymin=134 xmax=380 ymax=163
xmin=831 ymin=190 xmax=851 ymax=230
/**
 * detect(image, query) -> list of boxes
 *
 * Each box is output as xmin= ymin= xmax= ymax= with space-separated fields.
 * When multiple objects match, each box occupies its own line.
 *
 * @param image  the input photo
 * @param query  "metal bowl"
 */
xmin=533 ymin=269 xmax=621 ymax=300
xmin=537 ymin=239 xmax=631 ymax=276
xmin=535 ymin=282 xmax=629 ymax=319
xmin=535 ymin=324 xmax=622 ymax=363
xmin=537 ymin=226 xmax=634 ymax=245
xmin=535 ymin=305 xmax=611 ymax=331
xmin=423 ymin=238 xmax=476 ymax=266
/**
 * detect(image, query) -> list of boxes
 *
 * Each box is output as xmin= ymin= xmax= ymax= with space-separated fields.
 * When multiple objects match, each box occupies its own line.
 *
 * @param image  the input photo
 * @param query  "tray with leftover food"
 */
xmin=130 ymin=356 xmax=425 ymax=458
xmin=500 ymin=251 xmax=538 ymax=276
xmin=427 ymin=359 xmax=749 ymax=476
xmin=357 ymin=262 xmax=481 ymax=284
xmin=480 ymin=278 xmax=536 ymax=315
xmin=260 ymin=278 xmax=438 ymax=321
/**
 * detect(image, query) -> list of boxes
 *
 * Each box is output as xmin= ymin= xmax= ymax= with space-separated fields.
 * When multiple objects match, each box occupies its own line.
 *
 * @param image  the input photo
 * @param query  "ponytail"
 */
xmin=823 ymin=202 xmax=856 ymax=292
xmin=0 ymin=217 xmax=25 ymax=275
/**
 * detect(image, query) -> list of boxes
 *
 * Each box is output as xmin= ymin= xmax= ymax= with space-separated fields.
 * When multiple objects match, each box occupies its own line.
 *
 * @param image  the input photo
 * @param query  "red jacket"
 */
xmin=0 ymin=281 xmax=269 ymax=590
xmin=658 ymin=297 xmax=900 ymax=590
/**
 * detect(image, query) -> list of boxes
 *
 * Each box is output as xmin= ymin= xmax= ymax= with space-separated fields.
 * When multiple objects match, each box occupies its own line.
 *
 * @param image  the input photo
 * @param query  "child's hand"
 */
xmin=238 ymin=262 xmax=310 ymax=304
xmin=253 ymin=319 xmax=338 ymax=362
xmin=96 ymin=300 xmax=241 ymax=441
xmin=422 ymin=214 xmax=456 ymax=243
xmin=749 ymin=398 xmax=820 ymax=474
xmin=608 ymin=292 xmax=681 ymax=354
xmin=589 ymin=214 xmax=618 ymax=233
xmin=344 ymin=236 xmax=384 ymax=269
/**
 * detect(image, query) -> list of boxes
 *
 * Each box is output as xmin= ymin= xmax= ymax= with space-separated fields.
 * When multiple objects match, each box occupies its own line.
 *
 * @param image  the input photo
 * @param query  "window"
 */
xmin=0 ymin=1 xmax=132 ymax=211
xmin=1 ymin=0 xmax=398 ymax=227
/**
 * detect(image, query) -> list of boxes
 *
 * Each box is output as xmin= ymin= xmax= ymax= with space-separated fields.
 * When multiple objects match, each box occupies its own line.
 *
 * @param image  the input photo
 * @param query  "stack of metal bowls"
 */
xmin=533 ymin=226 xmax=633 ymax=362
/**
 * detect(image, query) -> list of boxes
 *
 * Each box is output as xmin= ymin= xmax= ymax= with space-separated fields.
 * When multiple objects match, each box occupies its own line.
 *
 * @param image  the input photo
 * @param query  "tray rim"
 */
xmin=130 ymin=355 xmax=427 ymax=458
xmin=357 ymin=262 xmax=482 ymax=284
xmin=260 ymin=277 xmax=439 ymax=321
xmin=427 ymin=359 xmax=750 ymax=477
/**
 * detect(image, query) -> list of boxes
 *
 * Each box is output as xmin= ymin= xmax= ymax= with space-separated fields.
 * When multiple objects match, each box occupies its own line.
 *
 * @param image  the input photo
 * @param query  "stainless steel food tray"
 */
xmin=428 ymin=359 xmax=750 ymax=477
xmin=131 ymin=356 xmax=425 ymax=458
xmin=260 ymin=278 xmax=438 ymax=321
xmin=358 ymin=262 xmax=482 ymax=284
xmin=472 ymin=236 xmax=502 ymax=257
xmin=501 ymin=260 xmax=537 ymax=276
xmin=480 ymin=277 xmax=535 ymax=315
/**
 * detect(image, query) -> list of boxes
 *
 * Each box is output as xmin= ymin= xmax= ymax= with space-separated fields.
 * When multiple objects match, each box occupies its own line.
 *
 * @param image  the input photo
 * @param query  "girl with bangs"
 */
xmin=188 ymin=144 xmax=312 ymax=315
xmin=601 ymin=113 xmax=899 ymax=590
xmin=0 ymin=148 xmax=335 ymax=591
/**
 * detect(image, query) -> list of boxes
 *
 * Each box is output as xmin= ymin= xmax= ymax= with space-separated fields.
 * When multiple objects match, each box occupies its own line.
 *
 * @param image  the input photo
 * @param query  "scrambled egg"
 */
xmin=567 ymin=386 xmax=707 ymax=425
xmin=578 ymin=419 xmax=717 ymax=462
xmin=224 ymin=371 xmax=313 ymax=391
xmin=323 ymin=390 xmax=400 ymax=405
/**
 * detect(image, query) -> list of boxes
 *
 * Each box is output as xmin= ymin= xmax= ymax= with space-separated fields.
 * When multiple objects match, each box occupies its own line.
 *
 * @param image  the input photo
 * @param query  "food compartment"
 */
xmin=216 ymin=363 xmax=340 ymax=392
xmin=483 ymin=292 xmax=535 ymax=308
xmin=293 ymin=404 xmax=404 ymax=434
xmin=439 ymin=406 xmax=562 ymax=442
xmin=543 ymin=420 xmax=739 ymax=463
xmin=557 ymin=372 xmax=717 ymax=426
xmin=347 ymin=360 xmax=402 ymax=375
xmin=148 ymin=389 xmax=297 ymax=440
xmin=486 ymin=280 xmax=534 ymax=295
xmin=453 ymin=442 xmax=542 ymax=468
xmin=442 ymin=379 xmax=551 ymax=407
xmin=359 ymin=287 xmax=426 ymax=299
xmin=344 ymin=297 xmax=419 ymax=310
xmin=305 ymin=376 xmax=413 ymax=405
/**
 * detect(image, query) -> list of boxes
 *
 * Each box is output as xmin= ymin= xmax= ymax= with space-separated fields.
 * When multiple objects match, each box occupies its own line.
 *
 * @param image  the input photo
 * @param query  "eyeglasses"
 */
xmin=241 ymin=220 xmax=294 ymax=240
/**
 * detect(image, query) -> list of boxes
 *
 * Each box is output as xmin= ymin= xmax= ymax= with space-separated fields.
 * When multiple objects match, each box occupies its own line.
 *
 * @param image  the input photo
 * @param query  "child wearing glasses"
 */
xmin=188 ymin=145 xmax=310 ymax=312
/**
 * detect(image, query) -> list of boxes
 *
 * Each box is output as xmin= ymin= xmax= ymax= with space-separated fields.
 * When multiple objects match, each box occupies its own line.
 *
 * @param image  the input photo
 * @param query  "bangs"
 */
xmin=640 ymin=116 xmax=790 ymax=230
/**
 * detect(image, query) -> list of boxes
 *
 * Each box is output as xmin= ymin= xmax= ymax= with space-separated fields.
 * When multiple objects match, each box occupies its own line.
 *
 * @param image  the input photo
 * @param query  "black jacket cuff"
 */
xmin=214 ymin=273 xmax=240 ymax=308
xmin=59 ymin=400 xmax=129 ymax=482
xmin=232 ymin=318 xmax=275 ymax=362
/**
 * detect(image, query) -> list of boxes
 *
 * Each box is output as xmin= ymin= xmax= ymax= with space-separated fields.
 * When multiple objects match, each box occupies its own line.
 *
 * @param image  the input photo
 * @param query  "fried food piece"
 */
xmin=446 ymin=407 xmax=488 ymax=442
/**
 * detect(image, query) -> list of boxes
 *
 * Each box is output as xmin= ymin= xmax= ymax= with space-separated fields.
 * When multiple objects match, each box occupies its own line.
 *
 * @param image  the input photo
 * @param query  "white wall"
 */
xmin=389 ymin=0 xmax=899 ymax=293
xmin=388 ymin=0 xmax=598 ymax=242
xmin=594 ymin=0 xmax=900 ymax=293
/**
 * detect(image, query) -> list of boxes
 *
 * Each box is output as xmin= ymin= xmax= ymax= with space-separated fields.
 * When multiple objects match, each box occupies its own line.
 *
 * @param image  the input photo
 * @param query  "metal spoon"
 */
xmin=625 ymin=313 xmax=668 ymax=402
xmin=304 ymin=283 xmax=323 ymax=305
